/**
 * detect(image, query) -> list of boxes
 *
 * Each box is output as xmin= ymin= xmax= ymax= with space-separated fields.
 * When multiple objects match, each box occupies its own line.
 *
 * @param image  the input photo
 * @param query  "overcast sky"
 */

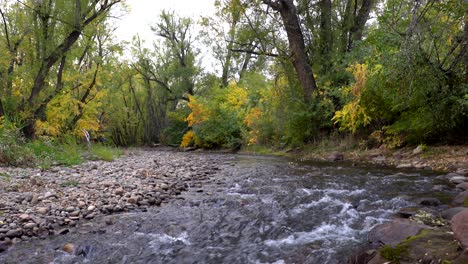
xmin=114 ymin=0 xmax=216 ymax=46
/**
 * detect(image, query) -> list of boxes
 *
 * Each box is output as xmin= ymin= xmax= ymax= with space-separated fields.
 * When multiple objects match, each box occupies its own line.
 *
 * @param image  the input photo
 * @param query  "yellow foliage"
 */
xmin=226 ymin=83 xmax=249 ymax=109
xmin=243 ymin=107 xmax=263 ymax=145
xmin=35 ymin=120 xmax=61 ymax=136
xmin=186 ymin=96 xmax=207 ymax=126
xmin=180 ymin=130 xmax=197 ymax=148
xmin=332 ymin=64 xmax=371 ymax=133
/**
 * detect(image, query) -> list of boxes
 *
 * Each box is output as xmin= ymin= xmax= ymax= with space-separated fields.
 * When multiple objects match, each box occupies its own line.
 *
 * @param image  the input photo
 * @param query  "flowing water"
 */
xmin=0 ymin=152 xmax=453 ymax=264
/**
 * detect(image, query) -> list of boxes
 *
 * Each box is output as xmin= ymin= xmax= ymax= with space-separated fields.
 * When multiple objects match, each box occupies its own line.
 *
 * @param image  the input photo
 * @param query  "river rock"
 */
xmin=0 ymin=241 xmax=8 ymax=253
xmin=396 ymin=163 xmax=413 ymax=169
xmin=30 ymin=195 xmax=39 ymax=205
xmin=450 ymin=176 xmax=468 ymax=185
xmin=63 ymin=243 xmax=75 ymax=254
xmin=442 ymin=207 xmax=468 ymax=220
xmin=412 ymin=145 xmax=423 ymax=155
xmin=43 ymin=191 xmax=57 ymax=199
xmin=397 ymin=207 xmax=419 ymax=218
xmin=18 ymin=214 xmax=30 ymax=221
xmin=417 ymin=197 xmax=441 ymax=206
xmin=347 ymin=249 xmax=376 ymax=264
xmin=115 ymin=187 xmax=124 ymax=196
xmin=453 ymin=190 xmax=468 ymax=205
xmin=451 ymin=210 xmax=468 ymax=249
xmin=23 ymin=223 xmax=37 ymax=229
xmin=368 ymin=219 xmax=426 ymax=246
xmin=456 ymin=168 xmax=468 ymax=176
xmin=456 ymin=182 xmax=468 ymax=191
xmin=36 ymin=207 xmax=48 ymax=215
xmin=5 ymin=229 xmax=23 ymax=238
xmin=328 ymin=152 xmax=344 ymax=162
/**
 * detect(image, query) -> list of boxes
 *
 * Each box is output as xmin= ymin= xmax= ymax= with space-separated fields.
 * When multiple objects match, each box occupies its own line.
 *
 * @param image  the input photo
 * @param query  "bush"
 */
xmin=0 ymin=118 xmax=35 ymax=166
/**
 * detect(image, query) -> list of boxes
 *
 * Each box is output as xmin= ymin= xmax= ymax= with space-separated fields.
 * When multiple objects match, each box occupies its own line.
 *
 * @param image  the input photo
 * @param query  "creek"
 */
xmin=0 ymin=151 xmax=453 ymax=264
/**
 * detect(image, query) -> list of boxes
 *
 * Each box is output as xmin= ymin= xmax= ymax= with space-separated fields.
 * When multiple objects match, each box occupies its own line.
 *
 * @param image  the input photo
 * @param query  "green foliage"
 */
xmin=185 ymin=83 xmax=248 ymax=148
xmin=0 ymin=118 xmax=35 ymax=166
xmin=54 ymin=136 xmax=84 ymax=166
xmin=162 ymin=108 xmax=191 ymax=145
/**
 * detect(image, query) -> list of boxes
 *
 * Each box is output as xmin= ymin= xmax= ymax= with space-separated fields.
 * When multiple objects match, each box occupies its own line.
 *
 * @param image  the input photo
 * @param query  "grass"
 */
xmin=1 ymin=133 xmax=124 ymax=168
xmin=90 ymin=144 xmax=124 ymax=161
xmin=27 ymin=138 xmax=83 ymax=168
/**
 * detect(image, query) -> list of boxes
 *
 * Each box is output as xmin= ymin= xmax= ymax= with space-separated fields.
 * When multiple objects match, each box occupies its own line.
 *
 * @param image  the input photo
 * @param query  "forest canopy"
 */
xmin=0 ymin=0 xmax=466 ymax=150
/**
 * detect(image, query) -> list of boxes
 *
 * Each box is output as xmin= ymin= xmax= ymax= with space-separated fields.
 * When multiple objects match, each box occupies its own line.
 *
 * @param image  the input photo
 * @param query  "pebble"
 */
xmin=23 ymin=223 xmax=37 ymax=229
xmin=63 ymin=243 xmax=75 ymax=254
xmin=43 ymin=191 xmax=57 ymax=199
xmin=0 ymin=150 xmax=222 ymax=249
xmin=36 ymin=207 xmax=48 ymax=215
xmin=18 ymin=214 xmax=30 ymax=221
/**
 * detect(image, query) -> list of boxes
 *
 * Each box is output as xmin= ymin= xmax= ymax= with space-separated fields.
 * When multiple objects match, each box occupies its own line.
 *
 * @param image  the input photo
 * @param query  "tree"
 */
xmin=262 ymin=0 xmax=317 ymax=103
xmin=20 ymin=0 xmax=123 ymax=137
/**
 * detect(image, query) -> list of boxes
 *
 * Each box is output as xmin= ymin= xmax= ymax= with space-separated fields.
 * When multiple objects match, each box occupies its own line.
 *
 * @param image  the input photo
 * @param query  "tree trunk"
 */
xmin=340 ymin=0 xmax=354 ymax=53
xmin=348 ymin=0 xmax=374 ymax=50
xmin=319 ymin=0 xmax=333 ymax=74
xmin=263 ymin=0 xmax=317 ymax=103
xmin=222 ymin=19 xmax=239 ymax=87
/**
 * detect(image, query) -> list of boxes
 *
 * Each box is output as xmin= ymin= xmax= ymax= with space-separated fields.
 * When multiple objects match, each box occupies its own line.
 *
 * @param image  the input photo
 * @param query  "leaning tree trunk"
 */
xmin=263 ymin=0 xmax=317 ymax=103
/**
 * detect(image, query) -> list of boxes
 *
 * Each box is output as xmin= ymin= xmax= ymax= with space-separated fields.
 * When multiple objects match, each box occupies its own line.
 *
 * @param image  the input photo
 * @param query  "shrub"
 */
xmin=0 ymin=118 xmax=35 ymax=166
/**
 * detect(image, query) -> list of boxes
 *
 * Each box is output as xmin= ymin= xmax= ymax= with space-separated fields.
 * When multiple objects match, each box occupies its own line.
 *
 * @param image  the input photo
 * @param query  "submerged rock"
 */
xmin=416 ymin=197 xmax=441 ymax=206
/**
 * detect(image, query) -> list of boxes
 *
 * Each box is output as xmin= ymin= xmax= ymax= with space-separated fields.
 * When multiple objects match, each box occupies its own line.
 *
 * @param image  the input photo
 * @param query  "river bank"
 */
xmin=0 ymin=149 xmax=226 ymax=254
xmin=242 ymin=144 xmax=468 ymax=174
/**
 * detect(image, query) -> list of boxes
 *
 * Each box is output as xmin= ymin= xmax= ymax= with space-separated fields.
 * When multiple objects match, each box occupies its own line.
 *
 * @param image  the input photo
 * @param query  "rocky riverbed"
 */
xmin=0 ymin=148 xmax=226 ymax=252
xmin=1 ymin=148 xmax=468 ymax=263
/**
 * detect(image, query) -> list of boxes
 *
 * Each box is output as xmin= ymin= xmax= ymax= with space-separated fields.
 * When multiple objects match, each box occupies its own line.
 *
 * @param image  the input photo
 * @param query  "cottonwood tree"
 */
xmin=0 ymin=0 xmax=123 ymax=137
xmin=262 ymin=0 xmax=317 ymax=103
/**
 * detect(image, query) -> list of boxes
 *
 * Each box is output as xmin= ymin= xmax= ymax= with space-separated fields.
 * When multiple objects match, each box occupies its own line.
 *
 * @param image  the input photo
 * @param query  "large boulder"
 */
xmin=451 ymin=210 xmax=468 ymax=249
xmin=368 ymin=219 xmax=426 ymax=246
xmin=453 ymin=190 xmax=468 ymax=206
xmin=371 ymin=228 xmax=460 ymax=263
xmin=442 ymin=207 xmax=468 ymax=220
